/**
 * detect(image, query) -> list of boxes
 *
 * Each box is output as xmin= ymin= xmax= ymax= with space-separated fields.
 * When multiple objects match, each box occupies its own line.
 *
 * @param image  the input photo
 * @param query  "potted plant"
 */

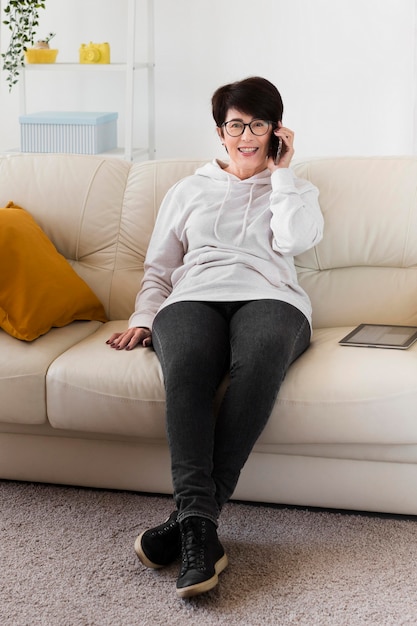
xmin=25 ymin=32 xmax=57 ymax=64
xmin=1 ymin=0 xmax=47 ymax=91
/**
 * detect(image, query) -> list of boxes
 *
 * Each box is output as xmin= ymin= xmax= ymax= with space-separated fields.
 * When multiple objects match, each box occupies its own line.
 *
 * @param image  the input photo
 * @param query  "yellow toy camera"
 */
xmin=79 ymin=42 xmax=110 ymax=64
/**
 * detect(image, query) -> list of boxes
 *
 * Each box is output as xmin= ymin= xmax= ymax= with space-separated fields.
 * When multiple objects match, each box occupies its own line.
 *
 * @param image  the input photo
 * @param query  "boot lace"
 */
xmin=180 ymin=518 xmax=207 ymax=573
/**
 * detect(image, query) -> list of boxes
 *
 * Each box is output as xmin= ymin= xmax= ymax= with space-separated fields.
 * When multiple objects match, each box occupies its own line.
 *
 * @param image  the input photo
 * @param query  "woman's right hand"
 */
xmin=106 ymin=327 xmax=152 ymax=351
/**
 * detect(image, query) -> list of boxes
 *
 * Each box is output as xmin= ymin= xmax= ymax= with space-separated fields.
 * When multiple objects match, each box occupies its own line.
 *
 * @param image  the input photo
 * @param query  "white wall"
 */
xmin=0 ymin=0 xmax=416 ymax=161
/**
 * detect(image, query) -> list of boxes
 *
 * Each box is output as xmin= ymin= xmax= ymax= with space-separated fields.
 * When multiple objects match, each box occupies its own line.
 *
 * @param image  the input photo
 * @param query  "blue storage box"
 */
xmin=19 ymin=111 xmax=118 ymax=154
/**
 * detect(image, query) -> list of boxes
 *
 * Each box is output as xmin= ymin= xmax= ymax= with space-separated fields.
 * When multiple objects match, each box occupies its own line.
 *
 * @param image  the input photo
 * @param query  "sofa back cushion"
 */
xmin=0 ymin=155 xmax=205 ymax=321
xmin=0 ymin=154 xmax=131 ymax=321
xmin=294 ymin=157 xmax=417 ymax=329
xmin=111 ymin=159 xmax=206 ymax=318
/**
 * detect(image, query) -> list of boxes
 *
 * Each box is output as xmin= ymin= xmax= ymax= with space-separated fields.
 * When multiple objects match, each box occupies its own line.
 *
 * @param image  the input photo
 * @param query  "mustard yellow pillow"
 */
xmin=0 ymin=202 xmax=107 ymax=341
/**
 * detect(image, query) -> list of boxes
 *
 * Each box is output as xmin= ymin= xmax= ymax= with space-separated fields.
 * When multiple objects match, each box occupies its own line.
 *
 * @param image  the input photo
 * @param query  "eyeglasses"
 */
xmin=222 ymin=119 xmax=274 ymax=137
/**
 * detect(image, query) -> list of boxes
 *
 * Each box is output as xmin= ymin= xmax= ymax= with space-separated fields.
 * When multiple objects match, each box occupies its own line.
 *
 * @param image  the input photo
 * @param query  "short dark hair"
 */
xmin=211 ymin=76 xmax=284 ymax=128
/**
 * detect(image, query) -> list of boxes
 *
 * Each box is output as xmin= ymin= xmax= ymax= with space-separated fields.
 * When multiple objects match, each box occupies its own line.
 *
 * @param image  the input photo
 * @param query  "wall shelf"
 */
xmin=19 ymin=0 xmax=155 ymax=161
xmin=22 ymin=62 xmax=152 ymax=71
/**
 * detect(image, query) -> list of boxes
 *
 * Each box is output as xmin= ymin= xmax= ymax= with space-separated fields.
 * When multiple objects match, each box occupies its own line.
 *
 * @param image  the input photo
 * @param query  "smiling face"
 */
xmin=217 ymin=108 xmax=273 ymax=179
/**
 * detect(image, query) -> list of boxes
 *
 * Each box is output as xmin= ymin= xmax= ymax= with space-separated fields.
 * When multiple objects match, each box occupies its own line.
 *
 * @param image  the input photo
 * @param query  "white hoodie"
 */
xmin=129 ymin=160 xmax=323 ymax=331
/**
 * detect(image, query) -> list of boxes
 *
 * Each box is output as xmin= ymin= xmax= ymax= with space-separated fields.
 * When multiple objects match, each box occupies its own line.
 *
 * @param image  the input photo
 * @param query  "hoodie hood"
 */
xmin=195 ymin=159 xmax=272 ymax=185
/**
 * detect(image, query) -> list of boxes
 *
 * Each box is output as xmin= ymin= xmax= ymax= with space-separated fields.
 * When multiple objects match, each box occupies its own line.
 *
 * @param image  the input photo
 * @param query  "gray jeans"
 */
xmin=152 ymin=299 xmax=310 ymax=525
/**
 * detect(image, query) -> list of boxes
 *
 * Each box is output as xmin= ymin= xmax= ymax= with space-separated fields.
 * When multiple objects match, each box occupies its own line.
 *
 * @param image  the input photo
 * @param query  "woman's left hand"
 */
xmin=267 ymin=122 xmax=295 ymax=171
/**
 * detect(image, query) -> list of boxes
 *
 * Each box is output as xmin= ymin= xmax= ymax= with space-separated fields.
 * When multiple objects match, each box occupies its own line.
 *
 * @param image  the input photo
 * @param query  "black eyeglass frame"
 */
xmin=221 ymin=119 xmax=277 ymax=137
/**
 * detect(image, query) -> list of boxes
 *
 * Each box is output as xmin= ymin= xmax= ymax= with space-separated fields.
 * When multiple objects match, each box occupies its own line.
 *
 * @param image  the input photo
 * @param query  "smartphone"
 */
xmin=268 ymin=133 xmax=282 ymax=165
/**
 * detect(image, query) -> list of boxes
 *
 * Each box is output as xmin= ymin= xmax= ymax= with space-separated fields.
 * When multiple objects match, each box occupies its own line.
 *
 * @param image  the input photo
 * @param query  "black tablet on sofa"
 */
xmin=339 ymin=324 xmax=417 ymax=350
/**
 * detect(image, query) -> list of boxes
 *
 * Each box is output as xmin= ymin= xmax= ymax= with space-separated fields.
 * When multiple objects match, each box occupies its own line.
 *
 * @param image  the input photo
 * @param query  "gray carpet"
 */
xmin=2 ymin=481 xmax=417 ymax=626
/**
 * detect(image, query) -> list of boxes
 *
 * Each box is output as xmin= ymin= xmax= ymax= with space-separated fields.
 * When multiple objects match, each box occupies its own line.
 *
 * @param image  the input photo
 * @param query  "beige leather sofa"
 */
xmin=2 ymin=153 xmax=417 ymax=515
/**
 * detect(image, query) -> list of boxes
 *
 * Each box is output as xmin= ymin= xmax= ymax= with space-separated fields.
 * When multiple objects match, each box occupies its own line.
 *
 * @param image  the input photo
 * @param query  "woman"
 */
xmin=107 ymin=76 xmax=324 ymax=599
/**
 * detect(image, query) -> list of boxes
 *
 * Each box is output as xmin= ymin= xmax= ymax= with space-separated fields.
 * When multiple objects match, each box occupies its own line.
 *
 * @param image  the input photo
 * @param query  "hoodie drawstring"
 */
xmin=214 ymin=176 xmax=231 ymax=241
xmin=214 ymin=178 xmax=255 ymax=246
xmin=237 ymin=183 xmax=254 ymax=246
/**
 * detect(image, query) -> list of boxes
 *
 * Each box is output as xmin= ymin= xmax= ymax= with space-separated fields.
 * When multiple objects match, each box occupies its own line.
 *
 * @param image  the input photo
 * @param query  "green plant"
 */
xmin=38 ymin=31 xmax=55 ymax=45
xmin=1 ymin=0 xmax=47 ymax=91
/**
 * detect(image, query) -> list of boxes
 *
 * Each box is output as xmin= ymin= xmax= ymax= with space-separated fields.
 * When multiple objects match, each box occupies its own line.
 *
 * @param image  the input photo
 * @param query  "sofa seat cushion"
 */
xmin=47 ymin=324 xmax=417 ymax=446
xmin=46 ymin=321 xmax=166 ymax=437
xmin=0 ymin=321 xmax=103 ymax=425
xmin=258 ymin=327 xmax=417 ymax=446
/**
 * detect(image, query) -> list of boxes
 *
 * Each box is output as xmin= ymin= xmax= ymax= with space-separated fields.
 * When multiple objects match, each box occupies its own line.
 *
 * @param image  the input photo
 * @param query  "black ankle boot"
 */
xmin=176 ymin=516 xmax=228 ymax=598
xmin=134 ymin=511 xmax=181 ymax=569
